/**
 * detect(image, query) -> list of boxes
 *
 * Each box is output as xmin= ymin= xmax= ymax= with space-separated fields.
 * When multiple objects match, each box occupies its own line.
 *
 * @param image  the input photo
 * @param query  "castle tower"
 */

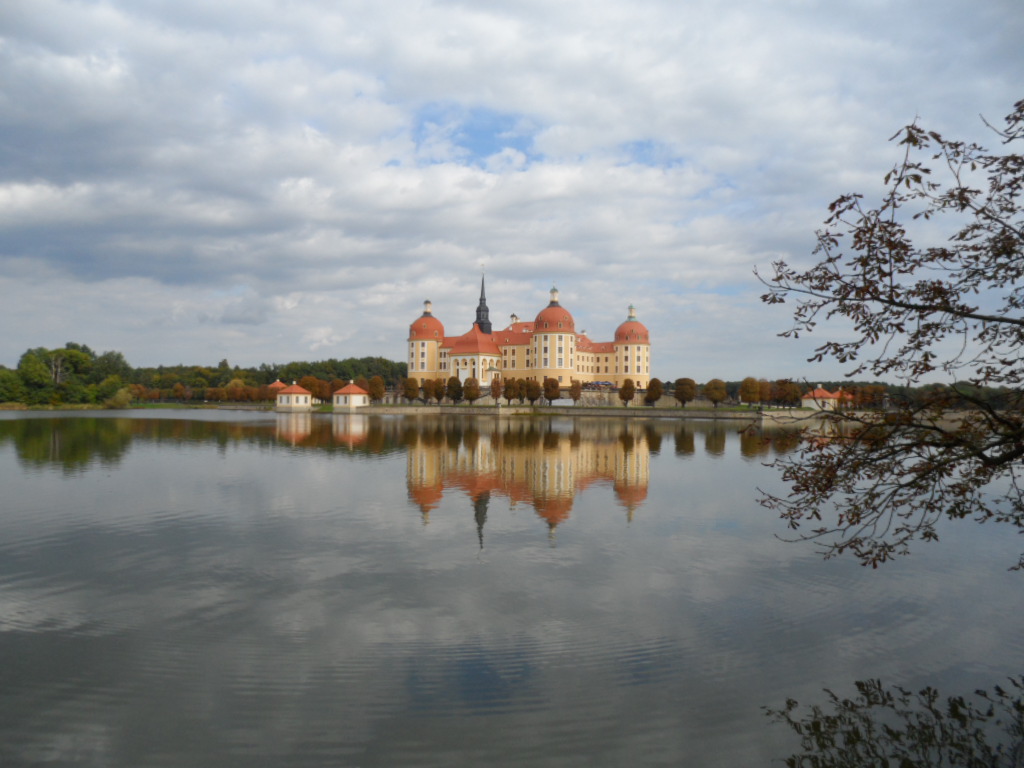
xmin=475 ymin=274 xmax=492 ymax=334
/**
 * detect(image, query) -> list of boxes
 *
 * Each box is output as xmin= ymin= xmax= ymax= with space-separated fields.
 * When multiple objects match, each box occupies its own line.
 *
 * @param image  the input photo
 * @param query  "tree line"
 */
xmin=0 ymin=343 xmax=407 ymax=406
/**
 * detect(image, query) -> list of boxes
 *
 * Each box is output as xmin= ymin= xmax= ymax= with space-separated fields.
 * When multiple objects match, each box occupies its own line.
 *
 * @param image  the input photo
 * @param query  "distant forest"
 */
xmin=0 ymin=342 xmax=407 ymax=406
xmin=1 ymin=341 xmax=1014 ymax=410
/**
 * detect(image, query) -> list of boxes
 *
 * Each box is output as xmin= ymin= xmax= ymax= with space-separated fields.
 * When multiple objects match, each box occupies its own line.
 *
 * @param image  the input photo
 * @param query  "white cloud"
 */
xmin=0 ymin=0 xmax=1021 ymax=379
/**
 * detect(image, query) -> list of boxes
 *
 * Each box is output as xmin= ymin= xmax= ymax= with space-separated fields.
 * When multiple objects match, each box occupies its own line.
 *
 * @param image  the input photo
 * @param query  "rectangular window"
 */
xmin=557 ymin=358 xmax=563 ymax=367
xmin=543 ymin=358 xmax=549 ymax=367
xmin=557 ymin=346 xmax=563 ymax=354
xmin=625 ymin=365 xmax=630 ymax=373
xmin=543 ymin=346 xmax=549 ymax=354
xmin=558 ymin=335 xmax=563 ymax=343
xmin=558 ymin=376 xmax=563 ymax=383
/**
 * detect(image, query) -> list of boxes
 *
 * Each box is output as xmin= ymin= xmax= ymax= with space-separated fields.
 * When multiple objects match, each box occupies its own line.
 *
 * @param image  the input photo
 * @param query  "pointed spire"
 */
xmin=475 ymin=273 xmax=492 ymax=333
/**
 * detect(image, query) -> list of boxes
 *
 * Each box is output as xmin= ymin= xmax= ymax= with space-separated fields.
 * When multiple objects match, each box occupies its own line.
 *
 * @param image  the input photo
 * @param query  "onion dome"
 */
xmin=614 ymin=305 xmax=649 ymax=344
xmin=534 ymin=285 xmax=575 ymax=332
xmin=410 ymin=299 xmax=445 ymax=340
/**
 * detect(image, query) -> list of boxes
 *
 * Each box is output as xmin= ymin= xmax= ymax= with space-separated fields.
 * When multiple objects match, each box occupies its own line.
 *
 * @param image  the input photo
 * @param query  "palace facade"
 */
xmin=407 ymin=279 xmax=651 ymax=389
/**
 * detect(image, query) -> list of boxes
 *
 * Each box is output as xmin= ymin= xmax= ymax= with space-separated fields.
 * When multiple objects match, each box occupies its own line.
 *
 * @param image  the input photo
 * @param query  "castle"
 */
xmin=407 ymin=278 xmax=651 ymax=389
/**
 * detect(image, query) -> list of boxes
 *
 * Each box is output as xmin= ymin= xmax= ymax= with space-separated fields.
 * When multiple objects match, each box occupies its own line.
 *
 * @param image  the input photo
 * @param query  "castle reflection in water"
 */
xmin=273 ymin=413 xmax=800 ymax=537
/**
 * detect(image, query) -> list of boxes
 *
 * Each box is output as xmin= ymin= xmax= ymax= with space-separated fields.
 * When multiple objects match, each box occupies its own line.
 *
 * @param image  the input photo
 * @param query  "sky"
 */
xmin=1 ymin=0 xmax=1021 ymax=382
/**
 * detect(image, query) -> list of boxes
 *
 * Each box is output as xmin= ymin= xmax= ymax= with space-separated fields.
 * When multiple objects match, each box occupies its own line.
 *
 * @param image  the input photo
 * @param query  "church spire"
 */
xmin=475 ymin=273 xmax=492 ymax=334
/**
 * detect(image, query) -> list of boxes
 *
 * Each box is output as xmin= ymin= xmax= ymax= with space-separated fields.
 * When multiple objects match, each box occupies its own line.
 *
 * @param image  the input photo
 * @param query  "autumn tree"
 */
xmin=618 ymin=378 xmax=636 ymax=407
xmin=673 ymin=377 xmax=696 ymax=408
xmin=758 ymin=98 xmax=1024 ymax=568
xmin=432 ymin=378 xmax=446 ymax=405
xmin=446 ymin=376 xmax=463 ymax=404
xmin=367 ymin=375 xmax=386 ymax=403
xmin=703 ymin=379 xmax=727 ymax=408
xmin=463 ymin=377 xmax=482 ymax=403
xmin=420 ymin=378 xmax=436 ymax=403
xmin=758 ymin=379 xmax=772 ymax=405
xmin=489 ymin=376 xmax=502 ymax=403
xmin=772 ymin=379 xmax=803 ymax=407
xmin=739 ymin=377 xmax=760 ymax=406
xmin=569 ymin=379 xmax=582 ymax=405
xmin=644 ymin=378 xmax=663 ymax=406
xmin=525 ymin=379 xmax=542 ymax=405
xmin=402 ymin=377 xmax=421 ymax=403
xmin=543 ymin=377 xmax=561 ymax=404
xmin=502 ymin=377 xmax=517 ymax=405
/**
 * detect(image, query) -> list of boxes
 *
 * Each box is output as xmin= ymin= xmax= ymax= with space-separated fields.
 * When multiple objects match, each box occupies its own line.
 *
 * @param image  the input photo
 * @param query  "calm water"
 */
xmin=0 ymin=411 xmax=1021 ymax=767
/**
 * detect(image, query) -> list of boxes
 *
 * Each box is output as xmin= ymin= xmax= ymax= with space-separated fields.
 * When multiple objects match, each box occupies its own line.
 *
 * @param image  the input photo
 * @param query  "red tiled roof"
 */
xmin=278 ymin=384 xmax=312 ymax=395
xmin=534 ymin=303 xmax=575 ymax=332
xmin=334 ymin=382 xmax=368 ymax=395
xmin=447 ymin=324 xmax=502 ymax=355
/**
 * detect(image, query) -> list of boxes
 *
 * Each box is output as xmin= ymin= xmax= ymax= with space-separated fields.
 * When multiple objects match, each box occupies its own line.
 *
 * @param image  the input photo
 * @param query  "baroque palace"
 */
xmin=407 ymin=278 xmax=651 ymax=389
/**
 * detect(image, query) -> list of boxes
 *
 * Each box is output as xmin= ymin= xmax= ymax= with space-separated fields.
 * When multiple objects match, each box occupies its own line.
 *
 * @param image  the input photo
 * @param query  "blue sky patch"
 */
xmin=413 ymin=104 xmax=539 ymax=165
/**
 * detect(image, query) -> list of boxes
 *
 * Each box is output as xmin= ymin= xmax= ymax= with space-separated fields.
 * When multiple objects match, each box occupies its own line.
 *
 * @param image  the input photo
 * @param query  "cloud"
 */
xmin=1 ymin=0 xmax=1022 ymax=378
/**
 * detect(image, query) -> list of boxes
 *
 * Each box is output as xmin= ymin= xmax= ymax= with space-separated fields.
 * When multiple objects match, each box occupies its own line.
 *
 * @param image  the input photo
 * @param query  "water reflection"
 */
xmin=0 ymin=414 xmax=801 ymax=524
xmin=0 ymin=412 xmax=1021 ymax=767
xmin=767 ymin=676 xmax=1024 ymax=767
xmin=404 ymin=419 xmax=652 ymax=537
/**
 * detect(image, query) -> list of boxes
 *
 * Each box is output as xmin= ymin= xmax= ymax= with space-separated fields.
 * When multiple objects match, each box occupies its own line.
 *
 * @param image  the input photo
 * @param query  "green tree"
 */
xmin=703 ymin=379 xmax=727 ymax=408
xmin=463 ymin=377 xmax=481 ymax=403
xmin=0 ymin=368 xmax=27 ymax=403
xmin=739 ymin=376 xmax=760 ymax=406
xmin=446 ymin=376 xmax=463 ymax=404
xmin=543 ymin=377 xmax=560 ymax=404
xmin=673 ymin=378 xmax=696 ymax=408
xmin=758 ymin=98 xmax=1024 ymax=567
xmin=432 ymin=378 xmax=446 ymax=405
xmin=618 ymin=378 xmax=636 ymax=407
xmin=644 ymin=377 xmax=663 ymax=406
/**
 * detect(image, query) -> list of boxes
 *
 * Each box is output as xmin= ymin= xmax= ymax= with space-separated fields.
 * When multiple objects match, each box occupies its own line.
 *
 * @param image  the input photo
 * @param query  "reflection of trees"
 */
xmin=674 ymin=427 xmax=695 ymax=456
xmin=1 ymin=417 xmax=135 ymax=473
xmin=767 ymin=677 xmax=1024 ymax=767
xmin=739 ymin=428 xmax=771 ymax=460
xmin=704 ymin=426 xmax=726 ymax=456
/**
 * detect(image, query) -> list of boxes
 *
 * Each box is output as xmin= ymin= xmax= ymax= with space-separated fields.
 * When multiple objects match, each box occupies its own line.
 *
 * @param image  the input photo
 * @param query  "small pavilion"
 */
xmin=333 ymin=380 xmax=370 ymax=411
xmin=275 ymin=382 xmax=313 ymax=412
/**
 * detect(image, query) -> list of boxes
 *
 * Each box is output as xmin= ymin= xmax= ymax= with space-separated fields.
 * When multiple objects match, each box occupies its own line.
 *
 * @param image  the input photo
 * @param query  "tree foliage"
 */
xmin=402 ymin=377 xmax=420 ymax=403
xmin=525 ymin=379 xmax=541 ymax=405
xmin=463 ymin=377 xmax=481 ymax=403
xmin=644 ymin=378 xmax=663 ymax=405
xmin=367 ymin=375 xmax=386 ymax=403
xmin=766 ymin=677 xmax=1024 ymax=768
xmin=703 ymin=379 xmax=727 ymax=408
xmin=489 ymin=376 xmax=502 ymax=403
xmin=543 ymin=377 xmax=560 ymax=404
xmin=569 ymin=379 xmax=582 ymax=405
xmin=618 ymin=378 xmax=636 ymax=407
xmin=758 ymin=98 xmax=1024 ymax=568
xmin=446 ymin=376 xmax=463 ymax=404
xmin=739 ymin=377 xmax=761 ymax=405
xmin=673 ymin=378 xmax=697 ymax=407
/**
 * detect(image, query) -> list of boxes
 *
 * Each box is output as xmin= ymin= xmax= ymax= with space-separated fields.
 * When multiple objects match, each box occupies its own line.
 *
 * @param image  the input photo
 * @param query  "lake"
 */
xmin=0 ymin=411 xmax=1021 ymax=767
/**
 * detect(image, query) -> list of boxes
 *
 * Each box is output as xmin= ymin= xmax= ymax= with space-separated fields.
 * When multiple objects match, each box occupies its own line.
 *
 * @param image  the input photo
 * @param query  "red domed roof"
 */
xmin=534 ymin=286 xmax=575 ymax=332
xmin=614 ymin=306 xmax=649 ymax=343
xmin=410 ymin=301 xmax=445 ymax=340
